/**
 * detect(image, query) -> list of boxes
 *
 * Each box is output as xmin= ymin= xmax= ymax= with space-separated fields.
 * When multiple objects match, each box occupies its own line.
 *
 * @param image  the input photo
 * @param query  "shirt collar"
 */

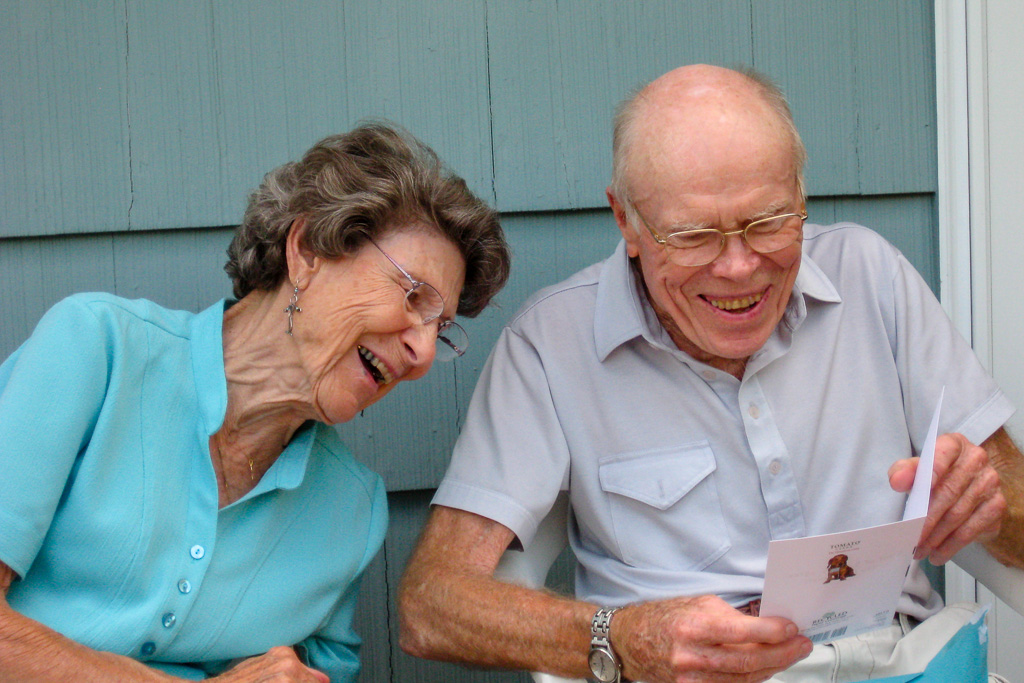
xmin=190 ymin=299 xmax=229 ymax=437
xmin=594 ymin=241 xmax=649 ymax=360
xmin=592 ymin=242 xmax=842 ymax=361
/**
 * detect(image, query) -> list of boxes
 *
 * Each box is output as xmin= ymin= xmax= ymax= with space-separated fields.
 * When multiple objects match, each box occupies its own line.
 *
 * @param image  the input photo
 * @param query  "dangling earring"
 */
xmin=285 ymin=285 xmax=302 ymax=335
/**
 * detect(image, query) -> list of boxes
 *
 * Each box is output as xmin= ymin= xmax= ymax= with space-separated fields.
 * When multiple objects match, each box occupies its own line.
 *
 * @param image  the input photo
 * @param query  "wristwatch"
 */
xmin=588 ymin=607 xmax=622 ymax=682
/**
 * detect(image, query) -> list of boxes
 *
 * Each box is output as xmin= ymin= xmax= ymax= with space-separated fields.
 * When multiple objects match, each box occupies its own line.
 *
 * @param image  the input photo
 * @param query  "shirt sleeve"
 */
xmin=0 ymin=297 xmax=112 ymax=577
xmin=300 ymin=473 xmax=388 ymax=683
xmin=433 ymin=324 xmax=570 ymax=549
xmin=889 ymin=250 xmax=1015 ymax=451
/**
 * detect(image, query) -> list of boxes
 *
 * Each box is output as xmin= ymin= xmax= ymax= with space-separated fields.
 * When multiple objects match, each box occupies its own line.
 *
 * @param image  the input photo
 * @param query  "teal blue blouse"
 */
xmin=0 ymin=294 xmax=387 ymax=681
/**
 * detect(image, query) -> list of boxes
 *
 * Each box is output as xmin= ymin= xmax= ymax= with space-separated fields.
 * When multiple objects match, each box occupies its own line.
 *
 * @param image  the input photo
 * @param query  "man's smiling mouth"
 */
xmin=704 ymin=290 xmax=765 ymax=313
xmin=358 ymin=346 xmax=394 ymax=385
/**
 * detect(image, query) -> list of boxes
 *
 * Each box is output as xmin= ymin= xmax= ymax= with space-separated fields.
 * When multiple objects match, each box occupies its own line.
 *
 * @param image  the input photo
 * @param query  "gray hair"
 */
xmin=225 ymin=122 xmax=510 ymax=317
xmin=609 ymin=66 xmax=807 ymax=222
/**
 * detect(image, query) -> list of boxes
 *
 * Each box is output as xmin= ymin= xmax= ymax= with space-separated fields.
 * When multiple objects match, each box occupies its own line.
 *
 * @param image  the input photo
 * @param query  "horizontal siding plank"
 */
xmin=124 ymin=0 xmax=492 ymax=231
xmin=487 ymin=0 xmax=753 ymax=212
xmin=0 ymin=0 xmax=130 ymax=238
xmin=752 ymin=0 xmax=937 ymax=196
xmin=111 ymin=228 xmax=235 ymax=311
xmin=751 ymin=1 xmax=860 ymax=196
xmin=853 ymin=0 xmax=937 ymax=194
xmin=809 ymin=194 xmax=938 ymax=292
xmin=0 ymin=234 xmax=116 ymax=356
xmin=2 ymin=1 xmax=938 ymax=238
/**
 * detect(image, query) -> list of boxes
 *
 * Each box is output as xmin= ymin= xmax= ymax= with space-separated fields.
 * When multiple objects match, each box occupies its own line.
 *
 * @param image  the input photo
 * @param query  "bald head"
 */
xmin=610 ymin=65 xmax=806 ymax=211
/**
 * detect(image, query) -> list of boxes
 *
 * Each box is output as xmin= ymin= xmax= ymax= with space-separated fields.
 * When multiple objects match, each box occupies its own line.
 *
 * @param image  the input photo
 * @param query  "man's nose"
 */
xmin=708 ymin=232 xmax=760 ymax=279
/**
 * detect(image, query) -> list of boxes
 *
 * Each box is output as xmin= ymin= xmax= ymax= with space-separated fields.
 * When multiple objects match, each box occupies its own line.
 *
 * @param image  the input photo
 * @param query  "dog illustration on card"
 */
xmin=824 ymin=553 xmax=856 ymax=583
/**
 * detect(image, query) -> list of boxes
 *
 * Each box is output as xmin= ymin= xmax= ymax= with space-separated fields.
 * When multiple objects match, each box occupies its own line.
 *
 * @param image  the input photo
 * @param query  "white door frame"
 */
xmin=935 ymin=0 xmax=990 ymax=607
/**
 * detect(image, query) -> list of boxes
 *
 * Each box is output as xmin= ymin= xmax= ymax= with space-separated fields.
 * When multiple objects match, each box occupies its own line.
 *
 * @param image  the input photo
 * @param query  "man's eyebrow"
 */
xmin=664 ymin=200 xmax=794 ymax=233
xmin=663 ymin=218 xmax=713 ymax=232
xmin=747 ymin=200 xmax=793 ymax=221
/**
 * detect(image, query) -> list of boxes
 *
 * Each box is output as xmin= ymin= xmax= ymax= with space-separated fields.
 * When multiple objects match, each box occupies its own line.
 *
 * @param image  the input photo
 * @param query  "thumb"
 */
xmin=888 ymin=458 xmax=919 ymax=493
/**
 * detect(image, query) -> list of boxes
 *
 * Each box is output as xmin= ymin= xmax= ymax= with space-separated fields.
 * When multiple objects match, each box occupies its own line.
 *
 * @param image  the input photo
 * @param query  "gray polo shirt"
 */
xmin=434 ymin=222 xmax=1013 ymax=617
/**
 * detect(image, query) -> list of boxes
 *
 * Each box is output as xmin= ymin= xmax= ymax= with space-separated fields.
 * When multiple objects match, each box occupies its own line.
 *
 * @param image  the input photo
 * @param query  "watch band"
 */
xmin=589 ymin=606 xmax=622 ymax=682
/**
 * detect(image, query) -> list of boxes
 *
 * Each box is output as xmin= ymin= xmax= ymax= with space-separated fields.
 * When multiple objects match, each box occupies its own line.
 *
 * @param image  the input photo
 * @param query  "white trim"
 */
xmin=935 ymin=0 xmax=973 ymax=341
xmin=934 ymin=0 xmax=979 ymax=606
xmin=965 ymin=0 xmax=992 ymax=371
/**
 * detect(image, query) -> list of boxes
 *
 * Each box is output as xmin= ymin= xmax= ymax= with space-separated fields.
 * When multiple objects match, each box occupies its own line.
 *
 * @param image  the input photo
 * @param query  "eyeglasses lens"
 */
xmin=435 ymin=321 xmax=468 ymax=361
xmin=405 ymin=283 xmax=445 ymax=324
xmin=746 ymin=215 xmax=802 ymax=252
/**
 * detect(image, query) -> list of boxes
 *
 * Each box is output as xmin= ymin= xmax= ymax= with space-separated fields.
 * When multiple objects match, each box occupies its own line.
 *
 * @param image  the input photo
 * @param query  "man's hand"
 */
xmin=888 ymin=432 xmax=1006 ymax=565
xmin=614 ymin=595 xmax=811 ymax=683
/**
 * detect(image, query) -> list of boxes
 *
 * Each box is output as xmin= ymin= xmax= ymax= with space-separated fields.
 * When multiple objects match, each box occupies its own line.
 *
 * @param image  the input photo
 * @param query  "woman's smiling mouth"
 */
xmin=358 ymin=346 xmax=394 ymax=385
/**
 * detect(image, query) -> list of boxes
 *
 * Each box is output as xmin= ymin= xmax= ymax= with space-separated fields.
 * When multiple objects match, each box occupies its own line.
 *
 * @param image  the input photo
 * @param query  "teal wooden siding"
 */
xmin=1 ymin=2 xmax=937 ymax=682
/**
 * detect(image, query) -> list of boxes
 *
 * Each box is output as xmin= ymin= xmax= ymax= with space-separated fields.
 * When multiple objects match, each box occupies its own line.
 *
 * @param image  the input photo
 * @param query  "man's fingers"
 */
xmin=916 ymin=435 xmax=987 ymax=539
xmin=888 ymin=458 xmax=918 ymax=493
xmin=915 ymin=434 xmax=1005 ymax=561
xmin=618 ymin=596 xmax=810 ymax=683
xmin=925 ymin=489 xmax=1006 ymax=564
xmin=670 ymin=634 xmax=812 ymax=680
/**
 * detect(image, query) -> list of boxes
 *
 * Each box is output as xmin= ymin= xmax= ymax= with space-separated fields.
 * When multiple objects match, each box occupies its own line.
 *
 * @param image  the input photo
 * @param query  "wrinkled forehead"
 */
xmin=625 ymin=79 xmax=800 ymax=204
xmin=630 ymin=128 xmax=799 ymax=217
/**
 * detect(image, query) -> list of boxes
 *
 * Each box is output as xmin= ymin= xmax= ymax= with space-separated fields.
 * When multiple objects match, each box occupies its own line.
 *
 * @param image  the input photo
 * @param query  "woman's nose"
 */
xmin=401 ymin=321 xmax=437 ymax=374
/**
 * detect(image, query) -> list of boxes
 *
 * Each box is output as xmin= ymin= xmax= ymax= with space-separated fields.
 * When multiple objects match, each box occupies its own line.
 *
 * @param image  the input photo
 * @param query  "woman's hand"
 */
xmin=210 ymin=647 xmax=329 ymax=683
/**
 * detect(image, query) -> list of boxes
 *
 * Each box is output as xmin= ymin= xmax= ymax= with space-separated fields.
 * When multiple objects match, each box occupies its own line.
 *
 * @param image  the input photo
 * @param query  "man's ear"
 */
xmin=285 ymin=217 xmax=320 ymax=288
xmin=607 ymin=187 xmax=641 ymax=258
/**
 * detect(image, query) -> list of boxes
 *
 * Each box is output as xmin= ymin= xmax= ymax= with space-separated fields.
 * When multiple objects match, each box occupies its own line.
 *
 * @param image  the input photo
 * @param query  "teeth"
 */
xmin=358 ymin=346 xmax=394 ymax=385
xmin=709 ymin=291 xmax=764 ymax=311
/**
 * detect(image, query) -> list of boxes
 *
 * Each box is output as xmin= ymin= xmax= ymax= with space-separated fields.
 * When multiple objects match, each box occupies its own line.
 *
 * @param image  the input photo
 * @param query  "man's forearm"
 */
xmin=981 ymin=427 xmax=1024 ymax=567
xmin=398 ymin=507 xmax=597 ymax=678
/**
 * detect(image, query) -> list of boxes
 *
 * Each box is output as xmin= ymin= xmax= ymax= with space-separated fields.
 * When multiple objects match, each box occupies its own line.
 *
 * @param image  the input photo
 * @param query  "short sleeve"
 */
xmin=889 ymin=252 xmax=1015 ymax=449
xmin=0 ymin=297 xmax=112 ymax=576
xmin=433 ymin=325 xmax=570 ymax=548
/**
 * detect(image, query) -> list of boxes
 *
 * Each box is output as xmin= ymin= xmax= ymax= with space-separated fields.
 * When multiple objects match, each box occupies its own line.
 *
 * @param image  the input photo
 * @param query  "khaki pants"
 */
xmin=769 ymin=602 xmax=988 ymax=683
xmin=538 ymin=603 xmax=991 ymax=683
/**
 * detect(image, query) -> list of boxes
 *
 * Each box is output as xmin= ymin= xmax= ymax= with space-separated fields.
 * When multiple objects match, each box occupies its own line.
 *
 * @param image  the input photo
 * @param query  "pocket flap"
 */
xmin=598 ymin=444 xmax=716 ymax=510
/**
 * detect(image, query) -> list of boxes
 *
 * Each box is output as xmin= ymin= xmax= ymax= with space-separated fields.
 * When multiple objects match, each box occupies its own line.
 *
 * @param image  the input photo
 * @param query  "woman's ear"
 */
xmin=285 ymin=217 xmax=320 ymax=288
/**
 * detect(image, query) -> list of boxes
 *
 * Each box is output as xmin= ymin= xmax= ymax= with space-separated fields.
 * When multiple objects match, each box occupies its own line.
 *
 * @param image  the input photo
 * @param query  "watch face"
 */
xmin=588 ymin=648 xmax=617 ymax=682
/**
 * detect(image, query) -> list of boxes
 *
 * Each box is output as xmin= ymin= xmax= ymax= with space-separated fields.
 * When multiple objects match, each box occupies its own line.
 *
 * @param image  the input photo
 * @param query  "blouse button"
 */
xmin=190 ymin=545 xmax=205 ymax=560
xmin=177 ymin=579 xmax=191 ymax=594
xmin=141 ymin=641 xmax=156 ymax=656
xmin=162 ymin=612 xmax=176 ymax=628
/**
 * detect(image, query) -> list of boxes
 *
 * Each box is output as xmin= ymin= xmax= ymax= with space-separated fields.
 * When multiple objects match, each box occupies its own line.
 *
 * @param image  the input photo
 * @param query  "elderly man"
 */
xmin=399 ymin=65 xmax=1024 ymax=682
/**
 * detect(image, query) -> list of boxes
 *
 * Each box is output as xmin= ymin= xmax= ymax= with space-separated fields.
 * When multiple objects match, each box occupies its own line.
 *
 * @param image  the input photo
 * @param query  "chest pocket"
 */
xmin=598 ymin=443 xmax=730 ymax=571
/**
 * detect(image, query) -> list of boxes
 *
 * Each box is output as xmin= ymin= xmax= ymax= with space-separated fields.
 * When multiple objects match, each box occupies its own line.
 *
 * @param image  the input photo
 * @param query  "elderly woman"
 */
xmin=0 ymin=123 xmax=510 ymax=681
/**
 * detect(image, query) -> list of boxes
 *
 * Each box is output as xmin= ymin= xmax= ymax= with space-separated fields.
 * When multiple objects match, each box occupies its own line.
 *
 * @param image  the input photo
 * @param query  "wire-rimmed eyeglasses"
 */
xmin=368 ymin=238 xmax=468 ymax=361
xmin=629 ymin=201 xmax=807 ymax=268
